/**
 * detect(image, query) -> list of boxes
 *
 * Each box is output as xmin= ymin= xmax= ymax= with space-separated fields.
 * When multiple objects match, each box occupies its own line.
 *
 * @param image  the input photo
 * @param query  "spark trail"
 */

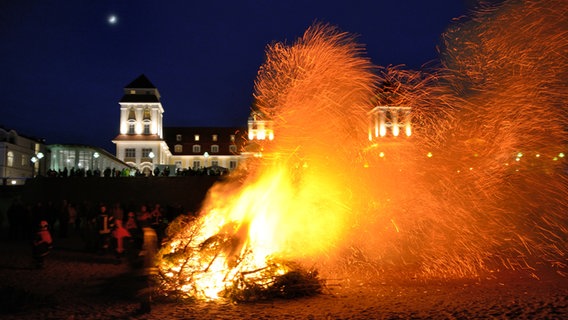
xmin=157 ymin=1 xmax=568 ymax=300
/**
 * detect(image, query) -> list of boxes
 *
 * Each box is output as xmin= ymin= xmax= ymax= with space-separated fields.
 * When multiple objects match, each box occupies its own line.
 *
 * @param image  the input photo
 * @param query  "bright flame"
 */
xmin=158 ymin=1 xmax=568 ymax=300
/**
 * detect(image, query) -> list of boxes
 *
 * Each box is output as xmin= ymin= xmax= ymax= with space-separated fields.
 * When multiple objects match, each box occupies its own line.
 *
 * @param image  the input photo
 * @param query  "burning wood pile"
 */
xmin=156 ymin=214 xmax=322 ymax=301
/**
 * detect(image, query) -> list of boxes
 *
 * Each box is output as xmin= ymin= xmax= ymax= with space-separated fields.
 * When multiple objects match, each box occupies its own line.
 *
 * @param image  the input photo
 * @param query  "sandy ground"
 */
xmin=0 ymin=234 xmax=566 ymax=320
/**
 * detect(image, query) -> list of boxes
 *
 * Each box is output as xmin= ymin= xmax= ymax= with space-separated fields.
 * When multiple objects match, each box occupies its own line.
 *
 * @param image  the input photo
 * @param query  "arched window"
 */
xmin=128 ymin=107 xmax=136 ymax=121
xmin=192 ymin=145 xmax=201 ymax=153
xmin=143 ymin=107 xmax=151 ymax=121
xmin=175 ymin=144 xmax=183 ymax=153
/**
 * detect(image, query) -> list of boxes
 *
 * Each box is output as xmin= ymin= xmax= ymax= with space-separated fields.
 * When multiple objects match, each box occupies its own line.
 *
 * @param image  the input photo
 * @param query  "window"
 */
xmin=174 ymin=144 xmax=183 ymax=153
xmin=7 ymin=151 xmax=14 ymax=167
xmin=130 ymin=90 xmax=136 ymax=94
xmin=174 ymin=161 xmax=182 ymax=169
xmin=21 ymin=155 xmax=27 ymax=167
xmin=212 ymin=134 xmax=218 ymax=141
xmin=229 ymin=145 xmax=237 ymax=153
xmin=211 ymin=145 xmax=219 ymax=153
xmin=192 ymin=145 xmax=201 ymax=153
xmin=128 ymin=107 xmax=136 ymax=121
xmin=211 ymin=160 xmax=219 ymax=167
xmin=192 ymin=160 xmax=200 ymax=169
xmin=143 ymin=108 xmax=151 ymax=120
xmin=229 ymin=160 xmax=237 ymax=170
xmin=128 ymin=123 xmax=135 ymax=134
xmin=142 ymin=148 xmax=152 ymax=158
xmin=125 ymin=148 xmax=136 ymax=158
xmin=194 ymin=134 xmax=200 ymax=141
xmin=176 ymin=134 xmax=182 ymax=142
xmin=230 ymin=135 xmax=235 ymax=142
xmin=143 ymin=124 xmax=150 ymax=134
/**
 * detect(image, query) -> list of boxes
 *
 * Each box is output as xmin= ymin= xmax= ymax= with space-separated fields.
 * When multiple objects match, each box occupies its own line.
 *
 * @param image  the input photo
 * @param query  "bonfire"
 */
xmin=155 ymin=0 xmax=568 ymax=302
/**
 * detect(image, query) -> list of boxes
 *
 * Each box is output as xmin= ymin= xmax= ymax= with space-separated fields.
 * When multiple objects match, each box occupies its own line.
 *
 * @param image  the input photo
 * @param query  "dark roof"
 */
xmin=119 ymin=94 xmax=160 ymax=103
xmin=125 ymin=74 xmax=156 ymax=89
xmin=163 ymin=127 xmax=248 ymax=156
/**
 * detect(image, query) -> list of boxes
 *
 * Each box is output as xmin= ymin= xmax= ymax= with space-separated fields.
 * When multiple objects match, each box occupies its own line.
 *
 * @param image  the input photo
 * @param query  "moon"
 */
xmin=108 ymin=14 xmax=118 ymax=25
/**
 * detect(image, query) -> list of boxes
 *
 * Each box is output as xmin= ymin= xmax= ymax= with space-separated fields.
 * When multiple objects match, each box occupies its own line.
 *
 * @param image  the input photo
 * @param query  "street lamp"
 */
xmin=93 ymin=151 xmax=100 ymax=170
xmin=30 ymin=152 xmax=44 ymax=177
xmin=203 ymin=152 xmax=209 ymax=168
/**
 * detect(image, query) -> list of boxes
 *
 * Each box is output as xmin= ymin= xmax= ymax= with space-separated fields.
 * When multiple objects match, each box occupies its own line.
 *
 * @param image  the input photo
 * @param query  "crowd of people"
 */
xmin=5 ymin=198 xmax=193 ymax=265
xmin=42 ymin=165 xmax=229 ymax=179
xmin=4 ymin=198 xmax=194 ymax=313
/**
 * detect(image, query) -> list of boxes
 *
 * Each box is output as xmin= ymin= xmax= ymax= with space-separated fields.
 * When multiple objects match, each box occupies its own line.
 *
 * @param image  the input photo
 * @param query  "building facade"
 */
xmin=0 ymin=127 xmax=49 ymax=185
xmin=48 ymin=144 xmax=131 ymax=176
xmin=368 ymin=105 xmax=412 ymax=140
xmin=112 ymin=75 xmax=171 ymax=175
xmin=113 ymin=75 xmax=249 ymax=174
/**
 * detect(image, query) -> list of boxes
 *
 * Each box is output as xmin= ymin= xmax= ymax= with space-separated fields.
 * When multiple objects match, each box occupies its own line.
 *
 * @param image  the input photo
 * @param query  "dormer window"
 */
xmin=127 ymin=107 xmax=136 ymax=121
xmin=212 ymin=134 xmax=218 ymax=142
xmin=230 ymin=135 xmax=235 ymax=142
xmin=194 ymin=134 xmax=200 ymax=141
xmin=143 ymin=107 xmax=151 ymax=121
xmin=211 ymin=145 xmax=219 ymax=153
xmin=176 ymin=134 xmax=182 ymax=142
xmin=130 ymin=90 xmax=136 ymax=94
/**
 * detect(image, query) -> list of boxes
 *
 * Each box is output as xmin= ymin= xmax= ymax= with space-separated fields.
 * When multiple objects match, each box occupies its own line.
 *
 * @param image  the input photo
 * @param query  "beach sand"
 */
xmin=1 ymin=234 xmax=566 ymax=319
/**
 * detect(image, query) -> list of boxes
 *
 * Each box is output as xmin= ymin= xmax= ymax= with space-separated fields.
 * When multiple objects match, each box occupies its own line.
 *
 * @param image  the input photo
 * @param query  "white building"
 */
xmin=0 ymin=127 xmax=49 ymax=185
xmin=113 ymin=75 xmax=249 ymax=175
xmin=112 ymin=75 xmax=171 ymax=175
xmin=368 ymin=105 xmax=412 ymax=140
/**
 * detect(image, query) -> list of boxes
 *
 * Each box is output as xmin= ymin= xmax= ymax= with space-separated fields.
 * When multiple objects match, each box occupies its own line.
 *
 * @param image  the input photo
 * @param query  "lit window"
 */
xmin=230 ymin=135 xmax=235 ymax=142
xmin=175 ymin=144 xmax=183 ymax=153
xmin=130 ymin=90 xmax=136 ymax=94
xmin=212 ymin=134 xmax=218 ymax=141
xmin=211 ymin=145 xmax=219 ymax=153
xmin=7 ymin=151 xmax=14 ymax=167
xmin=176 ymin=134 xmax=182 ymax=142
xmin=143 ymin=108 xmax=151 ymax=120
xmin=194 ymin=134 xmax=200 ymax=141
xmin=193 ymin=145 xmax=201 ymax=153
xmin=128 ymin=107 xmax=136 ymax=121
xmin=229 ymin=145 xmax=237 ymax=153
xmin=142 ymin=148 xmax=152 ymax=158
xmin=125 ymin=148 xmax=136 ymax=158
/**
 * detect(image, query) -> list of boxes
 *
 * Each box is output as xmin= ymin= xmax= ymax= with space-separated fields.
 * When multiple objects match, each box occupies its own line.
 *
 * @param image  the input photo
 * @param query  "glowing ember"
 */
xmin=157 ymin=0 xmax=567 ymax=301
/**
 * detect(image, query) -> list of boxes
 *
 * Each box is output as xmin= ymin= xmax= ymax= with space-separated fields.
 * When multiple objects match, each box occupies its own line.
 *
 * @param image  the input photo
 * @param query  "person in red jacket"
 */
xmin=32 ymin=220 xmax=53 ymax=268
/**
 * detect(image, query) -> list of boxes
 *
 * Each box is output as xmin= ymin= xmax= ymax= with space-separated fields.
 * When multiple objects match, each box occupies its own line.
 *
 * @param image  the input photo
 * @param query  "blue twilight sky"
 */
xmin=1 ymin=0 xmax=473 ymax=153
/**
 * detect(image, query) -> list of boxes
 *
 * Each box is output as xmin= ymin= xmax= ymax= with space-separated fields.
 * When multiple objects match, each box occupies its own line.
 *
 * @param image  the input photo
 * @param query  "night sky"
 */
xmin=1 ymin=1 xmax=472 ymax=153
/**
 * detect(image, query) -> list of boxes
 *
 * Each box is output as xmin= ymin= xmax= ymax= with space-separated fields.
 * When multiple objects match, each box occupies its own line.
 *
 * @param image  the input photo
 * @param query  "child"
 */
xmin=32 ymin=220 xmax=53 ymax=268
